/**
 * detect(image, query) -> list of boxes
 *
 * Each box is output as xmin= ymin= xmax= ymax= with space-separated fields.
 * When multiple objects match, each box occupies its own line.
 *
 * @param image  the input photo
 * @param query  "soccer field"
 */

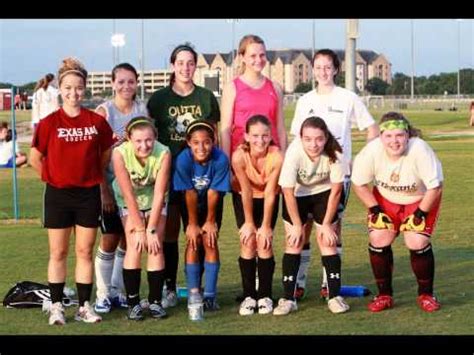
xmin=0 ymin=109 xmax=473 ymax=335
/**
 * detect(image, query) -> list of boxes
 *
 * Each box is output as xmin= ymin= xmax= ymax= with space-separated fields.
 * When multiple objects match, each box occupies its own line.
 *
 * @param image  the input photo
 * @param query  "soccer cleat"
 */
xmin=294 ymin=287 xmax=306 ymax=301
xmin=328 ymin=296 xmax=350 ymax=314
xmin=239 ymin=297 xmax=257 ymax=316
xmin=320 ymin=286 xmax=329 ymax=300
xmin=417 ymin=294 xmax=441 ymax=313
xmin=161 ymin=290 xmax=178 ymax=309
xmin=368 ymin=295 xmax=394 ymax=312
xmin=94 ymin=297 xmax=112 ymax=313
xmin=149 ymin=302 xmax=168 ymax=319
xmin=257 ymin=297 xmax=273 ymax=315
xmin=203 ymin=298 xmax=220 ymax=312
xmin=74 ymin=301 xmax=102 ymax=323
xmin=273 ymin=298 xmax=298 ymax=316
xmin=127 ymin=304 xmax=145 ymax=321
xmin=111 ymin=293 xmax=128 ymax=309
xmin=48 ymin=301 xmax=66 ymax=326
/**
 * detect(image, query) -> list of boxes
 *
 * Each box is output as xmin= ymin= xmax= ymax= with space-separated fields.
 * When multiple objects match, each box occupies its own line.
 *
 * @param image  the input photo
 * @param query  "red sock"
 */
xmin=368 ymin=244 xmax=393 ymax=296
xmin=410 ymin=244 xmax=435 ymax=295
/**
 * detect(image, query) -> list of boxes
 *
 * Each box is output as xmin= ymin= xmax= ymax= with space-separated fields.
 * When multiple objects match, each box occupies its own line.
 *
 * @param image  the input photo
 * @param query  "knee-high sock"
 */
xmin=94 ymin=247 xmax=114 ymax=300
xmin=123 ymin=268 xmax=141 ymax=307
xmin=203 ymin=261 xmax=220 ymax=300
xmin=163 ymin=242 xmax=179 ymax=291
xmin=282 ymin=253 xmax=301 ymax=301
xmin=239 ymin=257 xmax=257 ymax=299
xmin=368 ymin=244 xmax=394 ymax=296
xmin=257 ymin=256 xmax=275 ymax=299
xmin=322 ymin=242 xmax=343 ymax=287
xmin=110 ymin=246 xmax=125 ymax=297
xmin=321 ymin=254 xmax=342 ymax=299
xmin=410 ymin=244 xmax=435 ymax=295
xmin=296 ymin=243 xmax=310 ymax=289
xmin=147 ymin=269 xmax=166 ymax=304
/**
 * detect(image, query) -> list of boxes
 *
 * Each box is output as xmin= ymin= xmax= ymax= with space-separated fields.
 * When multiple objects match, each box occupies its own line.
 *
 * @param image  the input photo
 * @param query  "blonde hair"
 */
xmin=237 ymin=34 xmax=265 ymax=75
xmin=58 ymin=57 xmax=87 ymax=86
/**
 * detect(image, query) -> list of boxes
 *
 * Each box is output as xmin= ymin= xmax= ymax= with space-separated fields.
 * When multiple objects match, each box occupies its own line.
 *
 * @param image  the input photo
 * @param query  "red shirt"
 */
xmin=32 ymin=107 xmax=114 ymax=188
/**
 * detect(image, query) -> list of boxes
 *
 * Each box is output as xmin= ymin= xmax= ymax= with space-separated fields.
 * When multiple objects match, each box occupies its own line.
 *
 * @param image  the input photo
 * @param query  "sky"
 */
xmin=0 ymin=18 xmax=473 ymax=85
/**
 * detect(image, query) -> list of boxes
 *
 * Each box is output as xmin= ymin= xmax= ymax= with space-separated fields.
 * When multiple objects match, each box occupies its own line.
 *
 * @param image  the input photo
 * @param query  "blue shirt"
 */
xmin=173 ymin=146 xmax=230 ymax=208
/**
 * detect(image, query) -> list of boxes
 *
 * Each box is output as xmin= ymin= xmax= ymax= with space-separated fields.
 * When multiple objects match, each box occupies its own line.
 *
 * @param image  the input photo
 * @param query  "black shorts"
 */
xmin=180 ymin=193 xmax=225 ymax=231
xmin=282 ymin=189 xmax=345 ymax=226
xmin=43 ymin=184 xmax=101 ymax=229
xmin=232 ymin=191 xmax=279 ymax=229
xmin=99 ymin=209 xmax=124 ymax=235
xmin=167 ymin=189 xmax=183 ymax=207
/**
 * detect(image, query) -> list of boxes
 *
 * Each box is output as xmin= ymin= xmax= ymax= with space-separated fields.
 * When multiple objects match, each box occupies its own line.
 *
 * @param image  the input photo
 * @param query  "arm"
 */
xmin=319 ymin=182 xmax=343 ymax=247
xmin=282 ymin=187 xmax=303 ymax=247
xmin=202 ymin=189 xmax=220 ymax=249
xmin=184 ymin=189 xmax=201 ymax=251
xmin=273 ymin=82 xmax=287 ymax=152
xmin=366 ymin=123 xmax=380 ymax=142
xmin=232 ymin=151 xmax=256 ymax=245
xmin=29 ymin=147 xmax=43 ymax=177
xmin=219 ymin=82 xmax=236 ymax=159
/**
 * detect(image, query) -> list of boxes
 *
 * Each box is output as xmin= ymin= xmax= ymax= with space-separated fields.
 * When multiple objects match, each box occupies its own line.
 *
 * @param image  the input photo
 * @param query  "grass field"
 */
xmin=0 ymin=108 xmax=473 ymax=335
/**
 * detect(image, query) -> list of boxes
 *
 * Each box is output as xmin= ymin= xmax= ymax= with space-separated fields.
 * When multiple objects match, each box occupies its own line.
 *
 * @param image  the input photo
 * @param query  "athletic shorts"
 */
xmin=180 ymin=193 xmax=224 ymax=231
xmin=43 ymin=184 xmax=101 ymax=229
xmin=372 ymin=188 xmax=442 ymax=237
xmin=167 ymin=189 xmax=183 ymax=207
xmin=282 ymin=188 xmax=345 ymax=226
xmin=232 ymin=191 xmax=279 ymax=229
xmin=305 ymin=177 xmax=350 ymax=220
xmin=99 ymin=209 xmax=124 ymax=235
xmin=118 ymin=202 xmax=168 ymax=219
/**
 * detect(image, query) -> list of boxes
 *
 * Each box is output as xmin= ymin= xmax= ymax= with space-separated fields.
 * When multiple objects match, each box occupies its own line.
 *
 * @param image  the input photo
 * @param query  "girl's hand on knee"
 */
xmin=257 ymin=225 xmax=273 ymax=251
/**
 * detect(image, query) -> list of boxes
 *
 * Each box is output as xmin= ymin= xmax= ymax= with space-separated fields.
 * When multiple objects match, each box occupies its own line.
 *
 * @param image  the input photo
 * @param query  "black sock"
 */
xmin=123 ymin=268 xmax=141 ymax=307
xmin=198 ymin=244 xmax=206 ymax=288
xmin=257 ymin=256 xmax=275 ymax=299
xmin=368 ymin=244 xmax=394 ymax=296
xmin=147 ymin=269 xmax=166 ymax=304
xmin=49 ymin=282 xmax=65 ymax=304
xmin=163 ymin=241 xmax=179 ymax=292
xmin=282 ymin=253 xmax=301 ymax=301
xmin=76 ymin=283 xmax=93 ymax=307
xmin=410 ymin=244 xmax=435 ymax=295
xmin=321 ymin=255 xmax=341 ymax=299
xmin=239 ymin=257 xmax=257 ymax=299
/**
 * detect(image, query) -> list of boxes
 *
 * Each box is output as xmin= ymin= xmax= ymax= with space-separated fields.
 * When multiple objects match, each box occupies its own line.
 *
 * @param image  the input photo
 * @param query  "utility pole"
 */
xmin=140 ymin=19 xmax=145 ymax=101
xmin=411 ymin=19 xmax=415 ymax=101
xmin=312 ymin=19 xmax=316 ymax=90
xmin=345 ymin=19 xmax=359 ymax=93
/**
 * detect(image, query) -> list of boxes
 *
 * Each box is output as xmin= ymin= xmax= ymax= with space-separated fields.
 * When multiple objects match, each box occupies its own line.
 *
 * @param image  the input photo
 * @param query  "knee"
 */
xmin=76 ymin=247 xmax=93 ymax=261
xmin=49 ymin=249 xmax=68 ymax=263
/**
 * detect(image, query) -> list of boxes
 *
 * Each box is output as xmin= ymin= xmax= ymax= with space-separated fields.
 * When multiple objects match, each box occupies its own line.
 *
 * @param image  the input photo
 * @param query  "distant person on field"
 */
xmin=0 ymin=121 xmax=27 ymax=168
xmin=14 ymin=93 xmax=21 ymax=110
xmin=21 ymin=92 xmax=28 ymax=111
xmin=29 ymin=57 xmax=114 ymax=326
xmin=31 ymin=73 xmax=60 ymax=133
xmin=351 ymin=112 xmax=443 ymax=313
xmin=469 ymin=101 xmax=474 ymax=127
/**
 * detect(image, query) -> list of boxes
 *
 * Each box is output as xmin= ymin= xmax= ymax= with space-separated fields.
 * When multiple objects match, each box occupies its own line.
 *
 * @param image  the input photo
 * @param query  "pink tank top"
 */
xmin=231 ymin=77 xmax=280 ymax=154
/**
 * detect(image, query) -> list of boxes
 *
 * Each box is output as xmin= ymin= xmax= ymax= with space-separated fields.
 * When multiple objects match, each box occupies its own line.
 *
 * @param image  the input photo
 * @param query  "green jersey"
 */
xmin=147 ymin=85 xmax=220 ymax=156
xmin=112 ymin=140 xmax=170 ymax=211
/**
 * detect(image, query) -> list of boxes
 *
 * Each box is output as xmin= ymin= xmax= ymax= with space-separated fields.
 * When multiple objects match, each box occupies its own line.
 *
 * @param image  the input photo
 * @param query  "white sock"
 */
xmin=95 ymin=248 xmax=115 ymax=300
xmin=296 ymin=248 xmax=311 ymax=289
xmin=110 ymin=246 xmax=126 ymax=297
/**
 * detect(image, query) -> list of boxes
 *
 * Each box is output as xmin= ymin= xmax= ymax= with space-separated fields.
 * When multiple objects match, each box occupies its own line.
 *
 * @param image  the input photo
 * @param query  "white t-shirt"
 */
xmin=290 ymin=86 xmax=375 ymax=166
xmin=351 ymin=137 xmax=443 ymax=205
xmin=279 ymin=139 xmax=345 ymax=197
xmin=0 ymin=140 xmax=19 ymax=165
xmin=31 ymin=86 xmax=60 ymax=125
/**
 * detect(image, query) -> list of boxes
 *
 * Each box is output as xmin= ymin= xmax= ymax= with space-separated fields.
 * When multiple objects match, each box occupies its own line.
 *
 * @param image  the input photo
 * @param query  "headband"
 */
xmin=59 ymin=69 xmax=86 ymax=81
xmin=186 ymin=120 xmax=215 ymax=136
xmin=380 ymin=120 xmax=409 ymax=132
xmin=127 ymin=119 xmax=154 ymax=134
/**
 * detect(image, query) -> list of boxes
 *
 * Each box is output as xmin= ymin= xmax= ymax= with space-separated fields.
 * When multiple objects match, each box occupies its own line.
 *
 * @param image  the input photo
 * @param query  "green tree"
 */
xmin=365 ymin=77 xmax=389 ymax=95
xmin=294 ymin=82 xmax=313 ymax=93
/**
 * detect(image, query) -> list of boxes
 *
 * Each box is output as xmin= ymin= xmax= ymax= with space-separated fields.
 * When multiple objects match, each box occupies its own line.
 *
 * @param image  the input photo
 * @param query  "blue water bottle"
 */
xmin=177 ymin=286 xmax=188 ymax=299
xmin=340 ymin=285 xmax=371 ymax=297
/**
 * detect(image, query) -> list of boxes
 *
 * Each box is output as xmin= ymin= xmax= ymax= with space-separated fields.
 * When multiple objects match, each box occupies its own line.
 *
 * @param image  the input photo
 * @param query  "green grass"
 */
xmin=0 ymin=109 xmax=473 ymax=335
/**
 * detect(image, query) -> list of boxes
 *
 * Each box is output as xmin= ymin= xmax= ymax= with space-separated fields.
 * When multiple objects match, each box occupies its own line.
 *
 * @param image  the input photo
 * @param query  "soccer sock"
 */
xmin=296 ymin=243 xmax=311 ymax=289
xmin=239 ymin=257 xmax=257 ymax=299
xmin=409 ymin=244 xmax=435 ymax=295
xmin=282 ymin=253 xmax=301 ymax=301
xmin=368 ymin=244 xmax=394 ymax=296
xmin=321 ymin=254 xmax=342 ymax=299
xmin=257 ymin=256 xmax=275 ymax=299
xmin=163 ymin=241 xmax=179 ymax=292
xmin=94 ymin=247 xmax=114 ymax=300
xmin=110 ymin=246 xmax=126 ymax=297
xmin=198 ymin=245 xmax=206 ymax=288
xmin=76 ymin=283 xmax=93 ymax=307
xmin=185 ymin=263 xmax=201 ymax=293
xmin=49 ymin=282 xmax=65 ymax=304
xmin=147 ymin=269 xmax=166 ymax=304
xmin=203 ymin=261 xmax=220 ymax=300
xmin=123 ymin=268 xmax=141 ymax=307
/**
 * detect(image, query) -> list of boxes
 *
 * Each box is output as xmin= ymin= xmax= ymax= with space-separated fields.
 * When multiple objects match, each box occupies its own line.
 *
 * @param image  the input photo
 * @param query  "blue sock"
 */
xmin=185 ymin=263 xmax=201 ymax=293
xmin=203 ymin=261 xmax=220 ymax=300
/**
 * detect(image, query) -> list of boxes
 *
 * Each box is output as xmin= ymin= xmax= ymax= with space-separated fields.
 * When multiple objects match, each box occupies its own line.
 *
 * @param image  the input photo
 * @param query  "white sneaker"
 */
xmin=328 ymin=296 xmax=350 ymax=314
xmin=257 ymin=297 xmax=273 ymax=315
xmin=161 ymin=290 xmax=178 ymax=309
xmin=273 ymin=298 xmax=297 ymax=316
xmin=74 ymin=301 xmax=102 ymax=323
xmin=48 ymin=302 xmax=66 ymax=326
xmin=94 ymin=297 xmax=112 ymax=313
xmin=239 ymin=296 xmax=257 ymax=316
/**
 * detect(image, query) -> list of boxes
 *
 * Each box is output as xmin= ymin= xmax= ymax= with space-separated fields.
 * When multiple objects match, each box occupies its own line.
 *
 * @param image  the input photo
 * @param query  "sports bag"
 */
xmin=3 ymin=281 xmax=76 ymax=308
